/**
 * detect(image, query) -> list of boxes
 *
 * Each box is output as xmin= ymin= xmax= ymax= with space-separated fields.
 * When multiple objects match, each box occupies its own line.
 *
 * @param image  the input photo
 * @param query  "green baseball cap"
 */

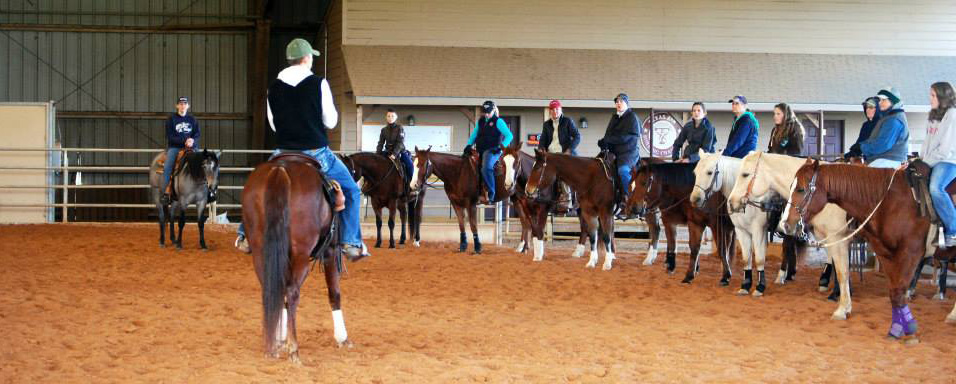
xmin=286 ymin=38 xmax=320 ymax=60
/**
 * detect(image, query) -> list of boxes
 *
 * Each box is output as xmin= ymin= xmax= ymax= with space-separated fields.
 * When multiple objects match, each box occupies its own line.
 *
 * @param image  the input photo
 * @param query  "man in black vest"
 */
xmin=597 ymin=93 xmax=641 ymax=218
xmin=538 ymin=99 xmax=580 ymax=213
xmin=464 ymin=100 xmax=513 ymax=204
xmin=235 ymin=38 xmax=368 ymax=261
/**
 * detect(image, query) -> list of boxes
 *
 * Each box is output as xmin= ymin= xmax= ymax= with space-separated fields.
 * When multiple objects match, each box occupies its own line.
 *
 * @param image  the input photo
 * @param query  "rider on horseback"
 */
xmin=538 ymin=99 xmax=580 ymax=213
xmin=672 ymin=102 xmax=716 ymax=163
xmin=161 ymin=96 xmax=200 ymax=205
xmin=723 ymin=95 xmax=759 ymax=159
xmin=844 ymin=97 xmax=882 ymax=161
xmin=597 ymin=93 xmax=640 ymax=219
xmin=464 ymin=100 xmax=513 ymax=205
xmin=376 ymin=108 xmax=415 ymax=196
xmin=235 ymin=38 xmax=369 ymax=261
xmin=862 ymin=87 xmax=909 ymax=169
xmin=923 ymin=82 xmax=956 ymax=248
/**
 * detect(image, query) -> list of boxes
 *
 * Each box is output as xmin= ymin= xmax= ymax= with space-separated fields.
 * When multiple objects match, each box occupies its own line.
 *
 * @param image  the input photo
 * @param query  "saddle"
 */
xmin=158 ymin=148 xmax=192 ymax=199
xmin=905 ymin=160 xmax=956 ymax=225
xmin=271 ymin=152 xmax=345 ymax=212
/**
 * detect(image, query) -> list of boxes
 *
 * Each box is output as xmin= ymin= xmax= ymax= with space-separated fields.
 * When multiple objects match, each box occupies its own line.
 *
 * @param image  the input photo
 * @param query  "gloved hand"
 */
xmin=597 ymin=139 xmax=607 ymax=150
xmin=463 ymin=145 xmax=473 ymax=156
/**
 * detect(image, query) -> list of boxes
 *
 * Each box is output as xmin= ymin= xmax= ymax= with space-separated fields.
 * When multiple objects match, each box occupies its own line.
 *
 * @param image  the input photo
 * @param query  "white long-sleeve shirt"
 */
xmin=266 ymin=65 xmax=338 ymax=131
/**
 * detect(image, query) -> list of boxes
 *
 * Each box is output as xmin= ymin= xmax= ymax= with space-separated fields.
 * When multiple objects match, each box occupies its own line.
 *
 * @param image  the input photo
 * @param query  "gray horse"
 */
xmin=149 ymin=149 xmax=220 ymax=249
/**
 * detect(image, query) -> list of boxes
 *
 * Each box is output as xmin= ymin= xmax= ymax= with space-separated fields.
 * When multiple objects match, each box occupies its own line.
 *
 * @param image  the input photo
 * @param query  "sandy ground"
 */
xmin=2 ymin=223 xmax=956 ymax=383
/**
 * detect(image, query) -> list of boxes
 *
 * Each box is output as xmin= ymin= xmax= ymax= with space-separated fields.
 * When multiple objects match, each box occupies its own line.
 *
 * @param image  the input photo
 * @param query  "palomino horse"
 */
xmin=242 ymin=153 xmax=351 ymax=363
xmin=627 ymin=161 xmax=736 ymax=285
xmin=148 ymin=149 xmax=219 ymax=250
xmin=728 ymin=152 xmax=854 ymax=320
xmin=499 ymin=143 xmax=609 ymax=261
xmin=780 ymin=160 xmax=940 ymax=340
xmin=691 ymin=154 xmax=772 ymax=296
xmin=340 ymin=152 xmax=410 ymax=249
xmin=410 ymin=146 xmax=506 ymax=253
xmin=525 ymin=150 xmax=618 ymax=270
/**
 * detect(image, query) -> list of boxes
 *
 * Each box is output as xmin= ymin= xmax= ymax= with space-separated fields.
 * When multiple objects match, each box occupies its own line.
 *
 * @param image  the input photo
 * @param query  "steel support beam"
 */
xmin=0 ymin=23 xmax=254 ymax=34
xmin=57 ymin=111 xmax=249 ymax=120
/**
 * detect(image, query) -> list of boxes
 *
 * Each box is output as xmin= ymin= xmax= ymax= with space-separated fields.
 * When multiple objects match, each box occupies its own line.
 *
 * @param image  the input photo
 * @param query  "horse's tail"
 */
xmin=261 ymin=166 xmax=291 ymax=351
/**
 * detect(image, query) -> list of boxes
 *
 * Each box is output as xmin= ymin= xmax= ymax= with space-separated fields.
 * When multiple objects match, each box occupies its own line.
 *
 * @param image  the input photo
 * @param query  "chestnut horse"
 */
xmin=242 ymin=154 xmax=350 ymax=363
xmin=340 ymin=152 xmax=410 ymax=249
xmin=780 ymin=160 xmax=939 ymax=341
xmin=525 ymin=150 xmax=618 ymax=270
xmin=626 ymin=161 xmax=736 ymax=285
xmin=410 ymin=146 xmax=506 ymax=253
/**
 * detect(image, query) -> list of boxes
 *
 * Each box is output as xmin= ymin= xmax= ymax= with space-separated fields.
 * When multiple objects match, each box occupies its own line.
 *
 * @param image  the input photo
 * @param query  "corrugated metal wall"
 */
xmin=0 ymin=0 xmax=255 ymax=220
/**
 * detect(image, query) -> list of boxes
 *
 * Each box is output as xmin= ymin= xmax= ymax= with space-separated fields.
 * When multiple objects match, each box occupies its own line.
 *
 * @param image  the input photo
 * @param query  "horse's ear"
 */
xmin=534 ymin=148 xmax=545 ymax=158
xmin=427 ymin=145 xmax=432 ymax=152
xmin=414 ymin=145 xmax=419 ymax=152
xmin=812 ymin=158 xmax=821 ymax=169
xmin=214 ymin=149 xmax=222 ymax=158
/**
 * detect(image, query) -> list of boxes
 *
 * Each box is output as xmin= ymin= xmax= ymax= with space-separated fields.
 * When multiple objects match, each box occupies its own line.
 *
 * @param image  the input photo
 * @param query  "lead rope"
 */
xmin=807 ymin=168 xmax=898 ymax=248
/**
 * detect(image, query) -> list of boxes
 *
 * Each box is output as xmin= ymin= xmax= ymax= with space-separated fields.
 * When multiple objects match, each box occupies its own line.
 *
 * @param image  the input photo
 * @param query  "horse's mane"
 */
xmin=820 ymin=164 xmax=897 ymax=208
xmin=186 ymin=151 xmax=217 ymax=180
xmin=648 ymin=162 xmax=697 ymax=186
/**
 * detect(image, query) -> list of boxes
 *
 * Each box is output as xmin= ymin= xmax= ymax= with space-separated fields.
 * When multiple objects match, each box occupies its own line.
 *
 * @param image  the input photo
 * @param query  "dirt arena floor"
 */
xmin=2 ymin=224 xmax=956 ymax=383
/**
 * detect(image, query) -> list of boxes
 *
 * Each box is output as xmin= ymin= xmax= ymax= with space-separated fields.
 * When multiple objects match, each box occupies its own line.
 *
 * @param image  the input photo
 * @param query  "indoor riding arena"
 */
xmin=3 ymin=1 xmax=956 ymax=383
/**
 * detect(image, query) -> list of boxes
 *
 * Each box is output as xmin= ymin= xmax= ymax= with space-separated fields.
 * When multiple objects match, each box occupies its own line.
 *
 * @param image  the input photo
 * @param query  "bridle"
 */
xmin=693 ymin=159 xmax=720 ymax=203
xmin=527 ymin=156 xmax=549 ymax=200
xmin=502 ymin=151 xmax=521 ymax=196
xmin=412 ymin=153 xmax=438 ymax=192
xmin=733 ymin=152 xmax=779 ymax=213
xmin=792 ymin=162 xmax=821 ymax=241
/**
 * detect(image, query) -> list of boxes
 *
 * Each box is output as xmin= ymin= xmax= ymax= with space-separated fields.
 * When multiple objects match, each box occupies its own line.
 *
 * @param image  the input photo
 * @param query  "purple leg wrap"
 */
xmin=888 ymin=307 xmax=904 ymax=339
xmin=899 ymin=305 xmax=918 ymax=336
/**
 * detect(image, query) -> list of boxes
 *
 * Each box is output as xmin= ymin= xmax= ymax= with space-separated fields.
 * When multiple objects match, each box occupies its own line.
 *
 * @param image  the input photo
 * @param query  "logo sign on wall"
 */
xmin=526 ymin=134 xmax=540 ymax=146
xmin=641 ymin=112 xmax=683 ymax=157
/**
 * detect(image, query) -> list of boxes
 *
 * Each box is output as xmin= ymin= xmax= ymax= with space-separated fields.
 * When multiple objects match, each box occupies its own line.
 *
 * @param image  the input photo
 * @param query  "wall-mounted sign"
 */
xmin=526 ymin=134 xmax=540 ymax=146
xmin=641 ymin=112 xmax=683 ymax=158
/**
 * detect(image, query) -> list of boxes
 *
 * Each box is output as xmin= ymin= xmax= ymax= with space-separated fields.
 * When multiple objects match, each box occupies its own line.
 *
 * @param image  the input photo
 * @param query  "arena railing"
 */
xmin=0 ymin=146 xmax=508 ymax=245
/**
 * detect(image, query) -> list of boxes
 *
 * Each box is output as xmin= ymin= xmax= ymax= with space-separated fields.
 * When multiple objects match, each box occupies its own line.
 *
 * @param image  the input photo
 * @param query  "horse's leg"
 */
xmin=453 ymin=205 xmax=467 ymax=252
xmin=514 ymin=198 xmax=530 ymax=254
xmin=157 ymin=201 xmax=167 ymax=247
xmin=284 ymin=260 xmax=310 ymax=365
xmin=584 ymin=213 xmax=600 ymax=269
xmin=468 ymin=204 xmax=482 ymax=254
xmin=643 ymin=210 xmax=661 ymax=266
xmin=886 ymin=253 xmax=920 ymax=342
xmin=531 ymin=203 xmax=548 ymax=261
xmin=736 ymin=228 xmax=754 ymax=295
xmin=786 ymin=237 xmax=799 ymax=281
xmin=197 ymin=202 xmax=209 ymax=250
xmin=572 ymin=213 xmax=587 ymax=258
xmin=387 ymin=200 xmax=397 ymax=249
xmin=939 ymin=259 xmax=949 ymax=301
xmin=682 ymin=223 xmax=704 ymax=284
xmin=827 ymin=241 xmax=852 ymax=320
xmin=168 ymin=202 xmax=177 ymax=244
xmin=398 ymin=199 xmax=407 ymax=245
xmin=663 ymin=219 xmax=678 ymax=274
xmin=776 ymin=236 xmax=795 ymax=285
xmin=906 ymin=257 xmax=929 ymax=300
xmin=753 ymin=221 xmax=770 ymax=296
xmin=175 ymin=202 xmax=186 ymax=250
xmin=718 ymin=218 xmax=735 ymax=286
xmin=373 ymin=202 xmax=383 ymax=248
xmin=601 ymin=213 xmax=615 ymax=271
xmin=323 ymin=251 xmax=352 ymax=348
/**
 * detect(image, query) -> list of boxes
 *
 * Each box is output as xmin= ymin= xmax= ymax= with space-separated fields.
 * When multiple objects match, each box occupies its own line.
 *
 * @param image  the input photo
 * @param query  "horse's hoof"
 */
xmin=159 ymin=243 xmax=166 ymax=248
xmin=413 ymin=241 xmax=420 ymax=247
xmin=946 ymin=314 xmax=956 ymax=324
xmin=200 ymin=247 xmax=208 ymax=252
xmin=602 ymin=264 xmax=613 ymax=271
xmin=337 ymin=339 xmax=354 ymax=349
xmin=752 ymin=290 xmax=764 ymax=297
xmin=935 ymin=293 xmax=946 ymax=301
xmin=681 ymin=277 xmax=693 ymax=284
xmin=289 ymin=353 xmax=302 ymax=365
xmin=831 ymin=312 xmax=848 ymax=321
xmin=719 ymin=279 xmax=730 ymax=287
xmin=585 ymin=262 xmax=597 ymax=269
xmin=175 ymin=244 xmax=183 ymax=250
xmin=902 ymin=335 xmax=920 ymax=345
xmin=374 ymin=243 xmax=382 ymax=249
xmin=389 ymin=244 xmax=395 ymax=249
xmin=818 ymin=286 xmax=829 ymax=292
xmin=736 ymin=289 xmax=749 ymax=296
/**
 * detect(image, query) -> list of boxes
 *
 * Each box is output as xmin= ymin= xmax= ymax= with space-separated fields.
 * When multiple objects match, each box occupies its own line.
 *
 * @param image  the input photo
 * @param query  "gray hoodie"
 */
xmin=922 ymin=107 xmax=956 ymax=166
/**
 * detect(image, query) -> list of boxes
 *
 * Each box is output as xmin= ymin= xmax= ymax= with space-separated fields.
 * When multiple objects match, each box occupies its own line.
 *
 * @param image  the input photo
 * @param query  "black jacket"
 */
xmin=376 ymin=123 xmax=406 ymax=155
xmin=672 ymin=117 xmax=715 ymax=162
xmin=539 ymin=115 xmax=581 ymax=155
xmin=600 ymin=109 xmax=640 ymax=164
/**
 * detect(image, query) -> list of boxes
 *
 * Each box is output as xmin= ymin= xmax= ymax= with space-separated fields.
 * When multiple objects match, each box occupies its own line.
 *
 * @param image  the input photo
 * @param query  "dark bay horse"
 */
xmin=340 ymin=152 xmax=409 ymax=249
xmin=242 ymin=154 xmax=350 ymax=363
xmin=410 ymin=146 xmax=506 ymax=253
xmin=149 ymin=149 xmax=219 ymax=249
xmin=626 ymin=161 xmax=736 ymax=285
xmin=780 ymin=160 xmax=937 ymax=341
xmin=525 ymin=150 xmax=617 ymax=270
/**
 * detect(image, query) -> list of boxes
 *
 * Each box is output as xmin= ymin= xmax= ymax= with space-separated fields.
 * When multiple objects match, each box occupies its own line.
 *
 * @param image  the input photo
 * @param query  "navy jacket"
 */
xmin=165 ymin=113 xmax=200 ymax=148
xmin=722 ymin=111 xmax=759 ymax=158
xmin=601 ymin=109 xmax=641 ymax=164
xmin=539 ymin=115 xmax=581 ymax=155
xmin=672 ymin=117 xmax=716 ymax=162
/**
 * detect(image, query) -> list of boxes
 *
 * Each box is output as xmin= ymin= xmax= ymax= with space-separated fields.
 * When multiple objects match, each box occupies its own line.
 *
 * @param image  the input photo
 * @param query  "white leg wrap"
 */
xmin=947 ymin=305 xmax=956 ymax=324
xmin=413 ymin=240 xmax=420 ymax=247
xmin=643 ymin=246 xmax=658 ymax=266
xmin=586 ymin=250 xmax=598 ymax=268
xmin=278 ymin=308 xmax=288 ymax=342
xmin=332 ymin=309 xmax=348 ymax=344
xmin=571 ymin=243 xmax=586 ymax=258
xmin=515 ymin=240 xmax=526 ymax=253
xmin=775 ymin=269 xmax=787 ymax=285
xmin=532 ymin=238 xmax=544 ymax=261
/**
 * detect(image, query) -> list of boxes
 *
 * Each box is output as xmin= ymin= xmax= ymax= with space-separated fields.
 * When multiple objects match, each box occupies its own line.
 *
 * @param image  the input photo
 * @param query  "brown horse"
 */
xmin=500 ymin=143 xmax=601 ymax=261
xmin=525 ymin=150 xmax=618 ymax=270
xmin=626 ymin=161 xmax=736 ymax=285
xmin=340 ymin=152 xmax=410 ymax=249
xmin=780 ymin=160 xmax=936 ymax=341
xmin=242 ymin=154 xmax=350 ymax=363
xmin=410 ymin=146 xmax=506 ymax=253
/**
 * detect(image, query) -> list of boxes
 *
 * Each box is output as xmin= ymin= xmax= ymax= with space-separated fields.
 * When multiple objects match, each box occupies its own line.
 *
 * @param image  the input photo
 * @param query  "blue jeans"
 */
xmin=482 ymin=149 xmax=501 ymax=202
xmin=399 ymin=151 xmax=414 ymax=183
xmin=617 ymin=163 xmax=633 ymax=191
xmin=930 ymin=162 xmax=956 ymax=236
xmin=238 ymin=147 xmax=363 ymax=247
xmin=162 ymin=147 xmax=182 ymax=193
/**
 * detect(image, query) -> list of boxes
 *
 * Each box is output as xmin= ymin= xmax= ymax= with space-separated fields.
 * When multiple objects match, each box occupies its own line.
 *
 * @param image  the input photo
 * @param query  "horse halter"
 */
xmin=503 ymin=153 xmax=520 ymax=196
xmin=793 ymin=163 xmax=821 ymax=241
xmin=737 ymin=152 xmax=772 ymax=212
xmin=694 ymin=160 xmax=720 ymax=203
xmin=527 ymin=157 xmax=549 ymax=199
xmin=637 ymin=169 xmax=659 ymax=216
xmin=413 ymin=154 xmax=436 ymax=191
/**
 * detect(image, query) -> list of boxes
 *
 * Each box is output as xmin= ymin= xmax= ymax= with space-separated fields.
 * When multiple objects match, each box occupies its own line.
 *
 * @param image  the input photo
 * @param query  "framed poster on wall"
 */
xmin=361 ymin=125 xmax=453 ymax=152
